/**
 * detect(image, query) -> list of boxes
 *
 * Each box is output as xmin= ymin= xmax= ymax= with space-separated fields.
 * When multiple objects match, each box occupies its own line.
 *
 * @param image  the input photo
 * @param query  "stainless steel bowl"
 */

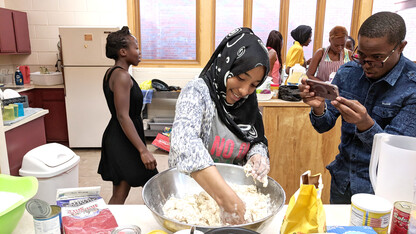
xmin=142 ymin=163 xmax=286 ymax=233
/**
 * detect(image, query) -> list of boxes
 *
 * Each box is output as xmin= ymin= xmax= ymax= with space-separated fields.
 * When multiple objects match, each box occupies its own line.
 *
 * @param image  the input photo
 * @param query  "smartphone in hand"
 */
xmin=306 ymin=79 xmax=339 ymax=100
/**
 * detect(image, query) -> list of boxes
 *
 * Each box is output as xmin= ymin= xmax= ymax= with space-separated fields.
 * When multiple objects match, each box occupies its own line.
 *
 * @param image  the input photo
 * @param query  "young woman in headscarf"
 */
xmin=169 ymin=27 xmax=271 ymax=225
xmin=285 ymin=25 xmax=313 ymax=74
xmin=306 ymin=26 xmax=352 ymax=82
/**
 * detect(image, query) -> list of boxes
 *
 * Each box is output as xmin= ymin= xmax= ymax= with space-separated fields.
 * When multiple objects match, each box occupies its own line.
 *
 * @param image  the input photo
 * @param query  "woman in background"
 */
xmin=266 ymin=30 xmax=284 ymax=84
xmin=306 ymin=26 xmax=352 ymax=82
xmin=99 ymin=26 xmax=158 ymax=204
xmin=285 ymin=25 xmax=312 ymax=74
xmin=346 ymin=36 xmax=355 ymax=51
xmin=169 ymin=27 xmax=271 ymax=225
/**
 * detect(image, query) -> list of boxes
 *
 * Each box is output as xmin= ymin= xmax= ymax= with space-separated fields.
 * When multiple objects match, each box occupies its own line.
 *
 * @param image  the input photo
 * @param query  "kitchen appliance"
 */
xmin=142 ymin=163 xmax=285 ymax=233
xmin=369 ymin=133 xmax=416 ymax=204
xmin=59 ymin=27 xmax=118 ymax=147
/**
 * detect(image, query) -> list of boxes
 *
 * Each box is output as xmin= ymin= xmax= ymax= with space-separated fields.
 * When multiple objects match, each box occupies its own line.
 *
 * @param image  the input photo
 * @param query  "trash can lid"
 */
xmin=19 ymin=143 xmax=80 ymax=178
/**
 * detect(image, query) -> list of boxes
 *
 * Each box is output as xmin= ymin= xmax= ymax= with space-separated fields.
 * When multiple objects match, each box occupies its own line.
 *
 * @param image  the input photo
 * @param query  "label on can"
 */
xmin=32 ymin=204 xmax=61 ymax=234
xmin=391 ymin=201 xmax=411 ymax=234
xmin=351 ymin=203 xmax=391 ymax=234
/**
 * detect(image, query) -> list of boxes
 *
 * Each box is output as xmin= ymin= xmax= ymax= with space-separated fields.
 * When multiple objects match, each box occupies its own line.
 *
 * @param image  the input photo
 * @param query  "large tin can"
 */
xmin=350 ymin=194 xmax=392 ymax=234
xmin=26 ymin=199 xmax=61 ymax=234
xmin=390 ymin=201 xmax=412 ymax=234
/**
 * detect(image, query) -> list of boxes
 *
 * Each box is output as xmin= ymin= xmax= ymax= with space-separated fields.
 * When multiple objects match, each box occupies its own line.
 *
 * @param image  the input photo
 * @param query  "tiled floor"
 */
xmin=73 ymin=140 xmax=169 ymax=205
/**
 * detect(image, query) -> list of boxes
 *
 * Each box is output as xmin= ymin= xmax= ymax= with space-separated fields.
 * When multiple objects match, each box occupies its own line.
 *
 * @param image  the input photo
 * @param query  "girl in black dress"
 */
xmin=99 ymin=26 xmax=158 ymax=204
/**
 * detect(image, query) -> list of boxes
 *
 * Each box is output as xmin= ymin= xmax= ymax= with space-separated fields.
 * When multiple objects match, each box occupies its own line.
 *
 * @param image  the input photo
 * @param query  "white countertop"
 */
xmin=14 ymin=204 xmax=351 ymax=234
xmin=3 ymin=109 xmax=49 ymax=132
xmin=1 ymin=84 xmax=64 ymax=92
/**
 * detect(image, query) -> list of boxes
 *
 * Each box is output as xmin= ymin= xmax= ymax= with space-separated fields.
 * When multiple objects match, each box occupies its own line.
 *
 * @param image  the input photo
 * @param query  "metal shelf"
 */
xmin=144 ymin=91 xmax=179 ymax=138
xmin=152 ymin=91 xmax=180 ymax=99
xmin=145 ymin=129 xmax=161 ymax=138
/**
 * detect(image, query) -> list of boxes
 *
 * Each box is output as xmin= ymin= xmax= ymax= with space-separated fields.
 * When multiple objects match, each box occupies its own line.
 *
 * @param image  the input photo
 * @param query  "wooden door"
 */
xmin=12 ymin=10 xmax=31 ymax=53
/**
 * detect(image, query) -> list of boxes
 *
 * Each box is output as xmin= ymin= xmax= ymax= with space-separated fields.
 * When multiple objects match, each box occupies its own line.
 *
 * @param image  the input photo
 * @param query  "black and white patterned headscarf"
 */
xmin=200 ymin=27 xmax=270 ymax=145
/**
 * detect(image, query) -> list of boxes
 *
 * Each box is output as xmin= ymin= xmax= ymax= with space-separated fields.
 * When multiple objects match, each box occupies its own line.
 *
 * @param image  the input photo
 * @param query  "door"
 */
xmin=12 ymin=10 xmax=31 ymax=53
xmin=0 ymin=8 xmax=17 ymax=53
xmin=64 ymin=67 xmax=111 ymax=147
xmin=59 ymin=27 xmax=117 ymax=66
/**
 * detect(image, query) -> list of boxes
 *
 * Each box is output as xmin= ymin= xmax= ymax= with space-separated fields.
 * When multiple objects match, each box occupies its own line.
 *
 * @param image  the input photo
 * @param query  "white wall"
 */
xmin=1 ymin=0 xmax=128 ymax=72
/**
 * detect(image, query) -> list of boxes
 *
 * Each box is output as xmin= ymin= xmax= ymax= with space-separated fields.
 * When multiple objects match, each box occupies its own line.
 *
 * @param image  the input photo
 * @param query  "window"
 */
xmin=251 ymin=0 xmax=281 ymax=44
xmin=139 ymin=0 xmax=196 ymax=60
xmin=322 ymin=0 xmax=354 ymax=49
xmin=286 ymin=0 xmax=317 ymax=60
xmin=215 ymin=0 xmax=244 ymax=48
xmin=373 ymin=0 xmax=416 ymax=61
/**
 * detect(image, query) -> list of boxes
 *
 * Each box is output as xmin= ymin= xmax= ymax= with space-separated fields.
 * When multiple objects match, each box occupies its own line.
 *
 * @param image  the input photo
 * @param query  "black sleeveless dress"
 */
xmin=98 ymin=66 xmax=158 ymax=186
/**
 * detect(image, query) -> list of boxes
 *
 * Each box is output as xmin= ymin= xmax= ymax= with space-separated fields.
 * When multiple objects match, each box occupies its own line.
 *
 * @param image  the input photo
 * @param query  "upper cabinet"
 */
xmin=0 ymin=7 xmax=31 ymax=54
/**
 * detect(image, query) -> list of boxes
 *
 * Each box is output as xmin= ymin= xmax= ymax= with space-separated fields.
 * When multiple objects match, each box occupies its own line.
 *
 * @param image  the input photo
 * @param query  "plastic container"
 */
xmin=19 ymin=143 xmax=80 ymax=205
xmin=2 ymin=105 xmax=15 ymax=121
xmin=286 ymin=64 xmax=306 ymax=85
xmin=15 ymin=66 xmax=24 ymax=85
xmin=0 ymin=174 xmax=38 ymax=234
xmin=30 ymin=72 xmax=63 ymax=86
xmin=270 ymin=83 xmax=279 ymax=99
xmin=350 ymin=193 xmax=392 ymax=234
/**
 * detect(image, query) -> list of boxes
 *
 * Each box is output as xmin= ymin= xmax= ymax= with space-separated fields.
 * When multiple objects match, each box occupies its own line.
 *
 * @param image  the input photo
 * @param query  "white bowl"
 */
xmin=256 ymin=93 xmax=273 ymax=101
xmin=2 ymin=89 xmax=20 ymax=99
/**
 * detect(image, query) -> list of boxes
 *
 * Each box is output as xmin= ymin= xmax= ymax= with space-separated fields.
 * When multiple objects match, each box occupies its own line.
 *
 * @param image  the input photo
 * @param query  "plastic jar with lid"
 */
xmin=270 ymin=83 xmax=279 ymax=99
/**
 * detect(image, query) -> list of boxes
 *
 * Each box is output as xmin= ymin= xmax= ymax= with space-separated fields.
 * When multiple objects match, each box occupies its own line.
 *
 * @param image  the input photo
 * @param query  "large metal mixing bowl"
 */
xmin=142 ymin=163 xmax=286 ymax=233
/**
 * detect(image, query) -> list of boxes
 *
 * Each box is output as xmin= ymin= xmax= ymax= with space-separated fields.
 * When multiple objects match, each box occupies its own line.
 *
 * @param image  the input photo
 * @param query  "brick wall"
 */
xmin=1 ymin=0 xmax=127 ymax=71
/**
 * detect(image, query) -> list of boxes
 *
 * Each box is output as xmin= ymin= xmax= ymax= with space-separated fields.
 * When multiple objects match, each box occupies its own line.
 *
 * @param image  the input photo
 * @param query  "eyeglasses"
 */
xmin=352 ymin=43 xmax=400 ymax=68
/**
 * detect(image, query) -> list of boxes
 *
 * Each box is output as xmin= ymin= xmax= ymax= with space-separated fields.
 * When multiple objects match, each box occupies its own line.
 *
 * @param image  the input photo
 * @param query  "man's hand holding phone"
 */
xmin=299 ymin=78 xmax=327 ymax=115
xmin=300 ymin=77 xmax=374 ymax=131
xmin=305 ymin=79 xmax=339 ymax=100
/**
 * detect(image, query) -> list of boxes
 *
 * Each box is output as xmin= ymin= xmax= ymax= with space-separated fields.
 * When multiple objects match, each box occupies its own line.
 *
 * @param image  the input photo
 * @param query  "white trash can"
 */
xmin=19 ymin=143 xmax=80 ymax=205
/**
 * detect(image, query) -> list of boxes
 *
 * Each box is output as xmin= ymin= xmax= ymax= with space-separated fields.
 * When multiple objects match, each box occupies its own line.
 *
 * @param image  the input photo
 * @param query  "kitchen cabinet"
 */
xmin=0 ymin=7 xmax=31 ymax=54
xmin=39 ymin=89 xmax=69 ymax=145
xmin=19 ymin=89 xmax=38 ymax=107
xmin=258 ymin=99 xmax=341 ymax=204
xmin=20 ymin=88 xmax=69 ymax=146
xmin=4 ymin=110 xmax=48 ymax=176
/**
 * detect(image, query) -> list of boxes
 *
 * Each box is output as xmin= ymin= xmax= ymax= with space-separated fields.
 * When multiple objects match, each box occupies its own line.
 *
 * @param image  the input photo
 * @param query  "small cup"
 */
xmin=17 ymin=103 xmax=24 ymax=117
xmin=3 ymin=105 xmax=15 ymax=121
xmin=11 ymin=104 xmax=18 ymax=117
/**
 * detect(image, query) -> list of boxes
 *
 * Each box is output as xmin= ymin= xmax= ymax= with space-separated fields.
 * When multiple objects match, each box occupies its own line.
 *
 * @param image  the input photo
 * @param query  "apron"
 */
xmin=208 ymin=111 xmax=251 ymax=165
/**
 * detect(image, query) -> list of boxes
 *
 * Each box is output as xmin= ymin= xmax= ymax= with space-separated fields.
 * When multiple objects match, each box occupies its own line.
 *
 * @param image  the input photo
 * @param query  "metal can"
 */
xmin=26 ymin=199 xmax=61 ymax=234
xmin=390 ymin=201 xmax=412 ymax=234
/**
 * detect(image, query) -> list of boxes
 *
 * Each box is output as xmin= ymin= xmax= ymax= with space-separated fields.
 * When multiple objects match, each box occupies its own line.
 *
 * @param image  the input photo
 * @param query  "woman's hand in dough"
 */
xmin=219 ymin=196 xmax=247 ymax=225
xmin=247 ymin=154 xmax=270 ymax=182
